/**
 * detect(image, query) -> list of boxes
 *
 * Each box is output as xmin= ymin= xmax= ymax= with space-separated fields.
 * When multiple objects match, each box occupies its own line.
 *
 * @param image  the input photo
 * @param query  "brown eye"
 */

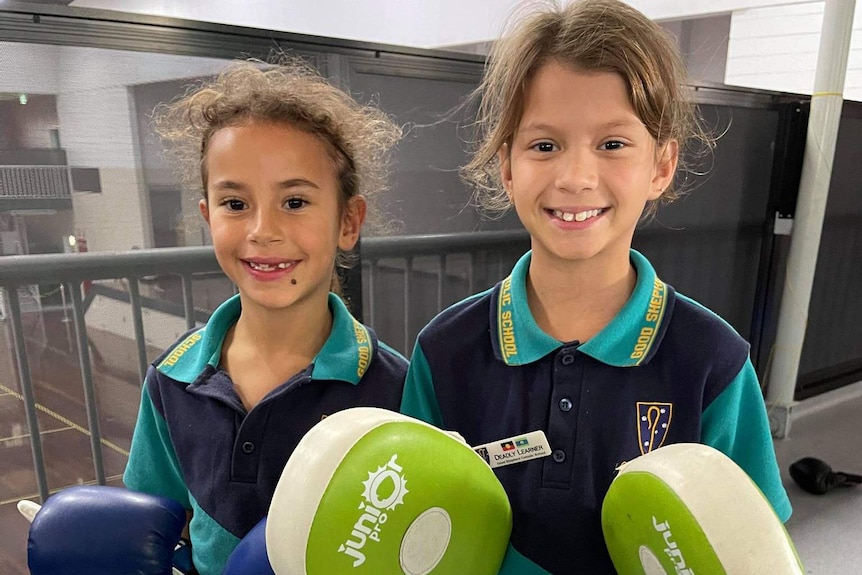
xmin=286 ymin=198 xmax=306 ymax=210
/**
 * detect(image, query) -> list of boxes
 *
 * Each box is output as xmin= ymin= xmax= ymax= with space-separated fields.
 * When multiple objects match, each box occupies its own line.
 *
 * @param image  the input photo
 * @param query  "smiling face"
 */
xmin=200 ymin=120 xmax=365 ymax=314
xmin=500 ymin=60 xmax=677 ymax=272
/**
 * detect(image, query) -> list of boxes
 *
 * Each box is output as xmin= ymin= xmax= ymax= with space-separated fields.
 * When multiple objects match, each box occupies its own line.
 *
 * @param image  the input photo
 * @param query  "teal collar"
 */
xmin=493 ymin=250 xmax=673 ymax=367
xmin=310 ymin=293 xmax=374 ymax=384
xmin=157 ymin=293 xmax=374 ymax=385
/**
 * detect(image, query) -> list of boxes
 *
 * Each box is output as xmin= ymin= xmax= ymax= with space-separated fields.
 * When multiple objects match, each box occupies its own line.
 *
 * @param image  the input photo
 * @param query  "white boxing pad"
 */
xmin=266 ymin=407 xmax=512 ymax=575
xmin=601 ymin=443 xmax=803 ymax=575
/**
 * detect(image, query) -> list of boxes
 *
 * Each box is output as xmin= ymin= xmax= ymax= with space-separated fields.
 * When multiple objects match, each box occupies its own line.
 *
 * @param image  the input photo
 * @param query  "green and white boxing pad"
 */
xmin=601 ymin=443 xmax=803 ymax=575
xmin=266 ymin=407 xmax=512 ymax=575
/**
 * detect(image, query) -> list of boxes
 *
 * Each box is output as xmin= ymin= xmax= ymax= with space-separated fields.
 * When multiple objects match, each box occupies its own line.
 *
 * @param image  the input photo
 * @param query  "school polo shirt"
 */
xmin=124 ymin=293 xmax=407 ymax=575
xmin=401 ymin=250 xmax=791 ymax=575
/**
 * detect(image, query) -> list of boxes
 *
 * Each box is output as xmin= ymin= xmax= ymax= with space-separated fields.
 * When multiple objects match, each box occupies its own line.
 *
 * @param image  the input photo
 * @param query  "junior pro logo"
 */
xmin=338 ymin=454 xmax=409 ymax=567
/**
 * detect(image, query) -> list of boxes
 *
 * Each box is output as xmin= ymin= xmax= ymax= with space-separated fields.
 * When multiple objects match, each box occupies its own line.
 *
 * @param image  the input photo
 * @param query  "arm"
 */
xmin=123 ymin=375 xmax=190 ymax=508
xmin=399 ymin=340 xmax=446 ymax=427
xmin=701 ymin=359 xmax=792 ymax=521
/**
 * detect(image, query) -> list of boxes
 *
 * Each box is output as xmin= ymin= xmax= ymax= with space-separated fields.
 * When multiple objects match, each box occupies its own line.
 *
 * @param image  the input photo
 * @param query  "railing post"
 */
xmin=67 ymin=281 xmax=106 ymax=485
xmin=181 ymin=274 xmax=195 ymax=331
xmin=404 ymin=257 xmax=413 ymax=354
xmin=5 ymin=286 xmax=50 ymax=502
xmin=127 ymin=278 xmax=148 ymax=383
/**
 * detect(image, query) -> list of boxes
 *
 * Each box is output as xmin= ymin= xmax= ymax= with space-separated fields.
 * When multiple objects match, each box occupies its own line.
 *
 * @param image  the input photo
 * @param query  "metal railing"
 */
xmin=363 ymin=230 xmax=530 ymax=353
xmin=0 ymin=231 xmax=529 ymax=502
xmin=0 ymin=247 xmax=218 ymax=501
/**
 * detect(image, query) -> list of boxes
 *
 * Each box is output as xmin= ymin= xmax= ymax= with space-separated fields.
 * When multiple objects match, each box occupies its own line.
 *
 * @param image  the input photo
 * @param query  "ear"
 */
xmin=338 ymin=195 xmax=367 ymax=251
xmin=199 ymin=198 xmax=211 ymax=225
xmin=650 ymin=139 xmax=679 ymax=200
xmin=498 ymin=143 xmax=513 ymax=200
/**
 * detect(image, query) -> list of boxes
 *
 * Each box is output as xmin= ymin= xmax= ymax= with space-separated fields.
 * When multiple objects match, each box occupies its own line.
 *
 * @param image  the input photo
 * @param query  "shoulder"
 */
xmin=153 ymin=326 xmax=207 ymax=370
xmin=664 ymin=290 xmax=750 ymax=375
xmin=153 ymin=294 xmax=239 ymax=382
xmin=372 ymin=333 xmax=409 ymax=376
xmin=416 ymin=288 xmax=495 ymax=347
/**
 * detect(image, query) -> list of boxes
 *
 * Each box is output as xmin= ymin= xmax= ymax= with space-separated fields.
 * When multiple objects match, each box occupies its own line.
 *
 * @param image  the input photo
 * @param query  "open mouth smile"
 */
xmin=549 ymin=208 xmax=607 ymax=222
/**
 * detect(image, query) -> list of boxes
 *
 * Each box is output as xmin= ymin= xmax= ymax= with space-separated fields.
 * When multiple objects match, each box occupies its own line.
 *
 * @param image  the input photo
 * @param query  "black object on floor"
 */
xmin=789 ymin=457 xmax=862 ymax=495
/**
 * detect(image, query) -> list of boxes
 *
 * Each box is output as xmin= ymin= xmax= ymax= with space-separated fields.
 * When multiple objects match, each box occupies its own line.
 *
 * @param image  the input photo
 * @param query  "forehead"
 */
xmin=208 ymin=121 xmax=326 ymax=156
xmin=518 ymin=61 xmax=642 ymax=132
xmin=206 ymin=121 xmax=337 ymax=177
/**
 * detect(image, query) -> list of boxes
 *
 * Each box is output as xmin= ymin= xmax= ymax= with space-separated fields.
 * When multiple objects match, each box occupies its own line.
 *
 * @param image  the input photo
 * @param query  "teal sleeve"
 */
xmin=123 ymin=382 xmax=190 ymax=508
xmin=187 ymin=497 xmax=240 ymax=575
xmin=701 ymin=359 xmax=792 ymax=522
xmin=497 ymin=543 xmax=552 ymax=575
xmin=399 ymin=340 xmax=445 ymax=427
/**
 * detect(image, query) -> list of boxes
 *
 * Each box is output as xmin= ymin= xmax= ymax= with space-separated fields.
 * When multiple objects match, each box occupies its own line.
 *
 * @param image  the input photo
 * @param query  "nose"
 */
xmin=555 ymin=147 xmax=598 ymax=192
xmin=248 ymin=207 xmax=282 ymax=246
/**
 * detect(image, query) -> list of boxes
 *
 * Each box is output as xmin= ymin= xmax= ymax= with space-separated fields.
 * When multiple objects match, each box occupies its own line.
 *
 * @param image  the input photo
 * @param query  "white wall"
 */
xmin=727 ymin=2 xmax=862 ymax=99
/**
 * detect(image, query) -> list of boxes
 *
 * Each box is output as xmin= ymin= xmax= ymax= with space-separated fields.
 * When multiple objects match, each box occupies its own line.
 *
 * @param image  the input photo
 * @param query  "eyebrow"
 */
xmin=210 ymin=178 xmax=321 ymax=192
xmin=519 ymin=118 xmax=644 ymax=133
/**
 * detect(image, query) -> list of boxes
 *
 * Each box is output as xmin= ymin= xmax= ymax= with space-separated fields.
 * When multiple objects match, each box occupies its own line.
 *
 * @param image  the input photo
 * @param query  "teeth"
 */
xmin=553 ymin=209 xmax=602 ymax=222
xmin=249 ymin=262 xmax=290 ymax=271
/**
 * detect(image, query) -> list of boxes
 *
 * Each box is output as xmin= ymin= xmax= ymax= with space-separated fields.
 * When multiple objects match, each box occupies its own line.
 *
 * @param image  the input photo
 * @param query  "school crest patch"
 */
xmin=637 ymin=402 xmax=672 ymax=455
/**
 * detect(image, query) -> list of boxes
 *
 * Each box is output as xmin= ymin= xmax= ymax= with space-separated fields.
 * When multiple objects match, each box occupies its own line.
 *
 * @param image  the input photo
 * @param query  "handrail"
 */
xmin=362 ymin=230 xmax=529 ymax=258
xmin=0 ymin=246 xmax=218 ymax=285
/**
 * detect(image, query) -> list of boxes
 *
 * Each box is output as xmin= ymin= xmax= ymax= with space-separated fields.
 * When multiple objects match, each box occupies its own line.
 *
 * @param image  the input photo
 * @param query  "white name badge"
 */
xmin=473 ymin=430 xmax=551 ymax=469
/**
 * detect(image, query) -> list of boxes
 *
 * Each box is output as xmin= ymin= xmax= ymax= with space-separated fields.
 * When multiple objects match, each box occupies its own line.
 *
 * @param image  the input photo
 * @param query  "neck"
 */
xmin=231 ymin=291 xmax=333 ymax=359
xmin=526 ymin=249 xmax=636 ymax=343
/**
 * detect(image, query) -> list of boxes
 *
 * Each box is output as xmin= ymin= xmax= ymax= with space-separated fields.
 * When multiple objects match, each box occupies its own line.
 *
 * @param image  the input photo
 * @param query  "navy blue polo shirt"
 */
xmin=124 ymin=293 xmax=407 ymax=575
xmin=401 ymin=250 xmax=791 ymax=575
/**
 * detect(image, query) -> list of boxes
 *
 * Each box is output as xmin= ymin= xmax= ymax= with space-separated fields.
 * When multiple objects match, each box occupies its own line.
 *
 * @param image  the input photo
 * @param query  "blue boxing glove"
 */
xmin=24 ymin=485 xmax=187 ymax=575
xmin=221 ymin=517 xmax=274 ymax=575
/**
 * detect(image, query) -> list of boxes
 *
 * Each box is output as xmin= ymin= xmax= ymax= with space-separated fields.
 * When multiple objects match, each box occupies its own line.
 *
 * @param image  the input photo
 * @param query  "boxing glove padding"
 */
xmin=27 ymin=485 xmax=186 ymax=575
xmin=222 ymin=517 xmax=274 ymax=575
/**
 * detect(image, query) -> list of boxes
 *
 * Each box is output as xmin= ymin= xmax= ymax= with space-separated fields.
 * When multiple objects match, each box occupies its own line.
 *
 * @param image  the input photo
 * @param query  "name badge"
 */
xmin=473 ymin=430 xmax=551 ymax=469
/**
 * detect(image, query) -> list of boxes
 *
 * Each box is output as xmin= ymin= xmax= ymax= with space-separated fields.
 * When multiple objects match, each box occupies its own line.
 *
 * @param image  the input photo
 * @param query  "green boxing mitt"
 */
xmin=602 ymin=443 xmax=803 ymax=575
xmin=266 ymin=407 xmax=512 ymax=575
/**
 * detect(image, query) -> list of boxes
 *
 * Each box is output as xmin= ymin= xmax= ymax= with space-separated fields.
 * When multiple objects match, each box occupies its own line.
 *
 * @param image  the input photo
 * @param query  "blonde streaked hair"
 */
xmin=463 ymin=0 xmax=712 ymax=219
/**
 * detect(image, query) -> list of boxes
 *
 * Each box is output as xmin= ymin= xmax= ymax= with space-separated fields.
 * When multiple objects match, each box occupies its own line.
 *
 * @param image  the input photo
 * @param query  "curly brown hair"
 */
xmin=462 ymin=0 xmax=713 ymax=220
xmin=153 ymin=56 xmax=401 ymax=292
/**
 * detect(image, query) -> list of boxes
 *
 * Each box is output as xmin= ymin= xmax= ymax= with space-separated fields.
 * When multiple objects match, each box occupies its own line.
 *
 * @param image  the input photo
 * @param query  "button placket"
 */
xmin=544 ymin=347 xmax=582 ymax=483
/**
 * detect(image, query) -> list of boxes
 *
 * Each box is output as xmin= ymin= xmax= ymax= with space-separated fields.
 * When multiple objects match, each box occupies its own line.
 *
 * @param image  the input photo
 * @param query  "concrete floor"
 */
xmin=774 ymin=381 xmax=862 ymax=575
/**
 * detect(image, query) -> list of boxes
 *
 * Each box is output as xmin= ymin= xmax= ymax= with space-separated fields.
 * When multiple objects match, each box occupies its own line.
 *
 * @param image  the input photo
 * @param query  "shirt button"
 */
xmin=561 ymin=354 xmax=575 ymax=365
xmin=552 ymin=449 xmax=566 ymax=463
xmin=241 ymin=441 xmax=255 ymax=454
xmin=559 ymin=397 xmax=573 ymax=412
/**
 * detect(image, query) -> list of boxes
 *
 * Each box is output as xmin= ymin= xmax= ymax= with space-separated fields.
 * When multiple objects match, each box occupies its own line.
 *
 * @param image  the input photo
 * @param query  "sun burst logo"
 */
xmin=362 ymin=456 xmax=409 ymax=510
